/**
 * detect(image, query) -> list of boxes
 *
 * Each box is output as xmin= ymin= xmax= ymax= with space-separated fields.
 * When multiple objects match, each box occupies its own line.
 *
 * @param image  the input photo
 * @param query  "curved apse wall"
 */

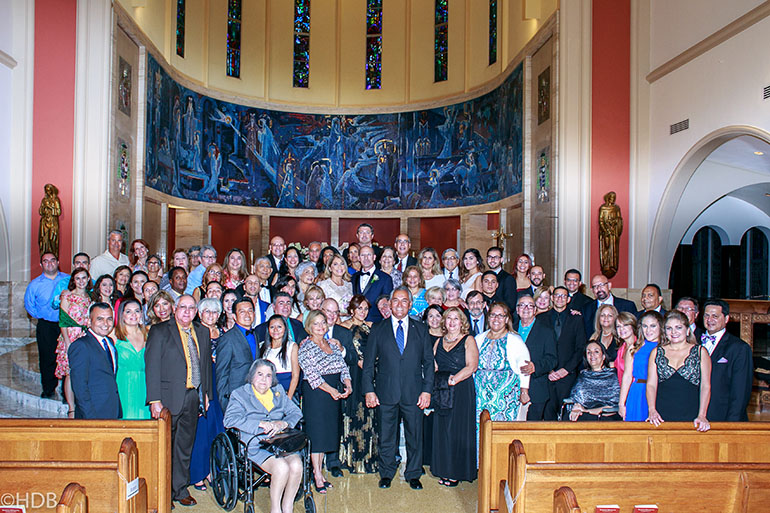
xmin=145 ymin=54 xmax=522 ymax=210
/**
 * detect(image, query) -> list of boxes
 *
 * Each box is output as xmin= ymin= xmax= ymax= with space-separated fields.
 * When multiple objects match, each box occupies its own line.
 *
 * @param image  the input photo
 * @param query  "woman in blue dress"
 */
xmin=619 ymin=310 xmax=663 ymax=421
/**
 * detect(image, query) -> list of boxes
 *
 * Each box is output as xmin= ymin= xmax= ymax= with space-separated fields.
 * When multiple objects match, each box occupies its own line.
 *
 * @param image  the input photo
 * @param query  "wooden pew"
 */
xmin=56 ymin=483 xmax=88 ymax=513
xmin=0 ymin=410 xmax=170 ymax=513
xmin=2 ymin=437 xmax=148 ymax=513
xmin=478 ymin=410 xmax=770 ymax=512
xmin=552 ymin=487 xmax=580 ymax=513
xmin=499 ymin=440 xmax=770 ymax=513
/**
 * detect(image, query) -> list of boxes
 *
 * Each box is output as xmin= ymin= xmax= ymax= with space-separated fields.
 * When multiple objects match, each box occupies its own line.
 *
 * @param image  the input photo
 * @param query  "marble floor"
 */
xmin=187 ymin=471 xmax=478 ymax=513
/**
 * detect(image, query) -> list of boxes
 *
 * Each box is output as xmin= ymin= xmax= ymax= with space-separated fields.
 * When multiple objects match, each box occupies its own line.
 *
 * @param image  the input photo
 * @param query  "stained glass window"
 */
xmin=489 ymin=0 xmax=497 ymax=65
xmin=434 ymin=0 xmax=448 ymax=82
xmin=226 ymin=0 xmax=242 ymax=78
xmin=293 ymin=0 xmax=311 ymax=88
xmin=176 ymin=0 xmax=185 ymax=57
xmin=365 ymin=0 xmax=383 ymax=90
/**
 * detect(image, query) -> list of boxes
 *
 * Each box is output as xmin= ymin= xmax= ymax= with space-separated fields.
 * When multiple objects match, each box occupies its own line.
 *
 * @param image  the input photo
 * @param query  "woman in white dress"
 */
xmin=317 ymin=254 xmax=353 ymax=318
xmin=459 ymin=248 xmax=484 ymax=300
xmin=419 ymin=247 xmax=445 ymax=289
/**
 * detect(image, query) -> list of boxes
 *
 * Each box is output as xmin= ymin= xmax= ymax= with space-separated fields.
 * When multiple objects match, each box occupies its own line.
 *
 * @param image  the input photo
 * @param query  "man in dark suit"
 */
xmin=266 ymin=235 xmax=286 ymax=275
xmin=480 ymin=271 xmax=506 ymax=308
xmin=515 ymin=295 xmax=557 ymax=420
xmin=145 ymin=294 xmax=212 ymax=507
xmin=520 ymin=265 xmax=546 ymax=297
xmin=581 ymin=274 xmax=638 ymax=337
xmin=68 ymin=302 xmax=122 ymax=419
xmin=255 ymin=292 xmax=308 ymax=343
xmin=676 ymin=296 xmax=701 ymax=338
xmin=394 ymin=233 xmax=417 ymax=273
xmin=638 ymin=283 xmax=667 ymax=318
xmin=363 ymin=287 xmax=434 ymax=490
xmin=441 ymin=248 xmax=461 ymax=281
xmin=541 ymin=287 xmax=586 ymax=420
xmin=486 ymin=246 xmax=518 ymax=311
xmin=352 ymin=245 xmax=393 ymax=322
xmin=215 ymin=297 xmax=257 ymax=411
xmin=319 ymin=297 xmax=358 ymax=477
xmin=467 ymin=291 xmax=488 ymax=337
xmin=701 ymin=299 xmax=752 ymax=422
xmin=238 ymin=274 xmax=270 ymax=326
xmin=564 ymin=269 xmax=591 ymax=311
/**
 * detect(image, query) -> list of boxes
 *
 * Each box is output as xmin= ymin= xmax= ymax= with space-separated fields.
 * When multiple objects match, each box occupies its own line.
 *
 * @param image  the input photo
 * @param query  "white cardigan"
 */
xmin=474 ymin=330 xmax=531 ymax=389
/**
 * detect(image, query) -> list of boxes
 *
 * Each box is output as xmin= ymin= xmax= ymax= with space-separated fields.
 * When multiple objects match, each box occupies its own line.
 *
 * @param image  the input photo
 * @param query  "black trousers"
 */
xmin=544 ymin=375 xmax=576 ymax=421
xmin=378 ymin=402 xmax=423 ymax=481
xmin=36 ymin=319 xmax=60 ymax=396
xmin=526 ymin=401 xmax=547 ymax=421
xmin=171 ymin=389 xmax=200 ymax=500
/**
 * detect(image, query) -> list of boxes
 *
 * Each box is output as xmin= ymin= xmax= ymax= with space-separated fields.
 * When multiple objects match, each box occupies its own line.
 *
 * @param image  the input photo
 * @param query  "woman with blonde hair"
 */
xmin=317 ymin=254 xmax=353 ymax=316
xmin=418 ymin=247 xmax=444 ymax=289
xmin=614 ymin=312 xmax=638 ymax=384
xmin=146 ymin=290 xmax=175 ymax=325
xmin=589 ymin=304 xmax=620 ymax=364
xmin=403 ymin=265 xmax=428 ymax=318
xmin=114 ymin=298 xmax=150 ymax=419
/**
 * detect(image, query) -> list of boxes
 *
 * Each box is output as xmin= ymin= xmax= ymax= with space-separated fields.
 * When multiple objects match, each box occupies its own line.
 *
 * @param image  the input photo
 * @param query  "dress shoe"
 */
xmin=40 ymin=391 xmax=55 ymax=399
xmin=176 ymin=496 xmax=197 ymax=507
xmin=329 ymin=467 xmax=344 ymax=478
xmin=378 ymin=477 xmax=392 ymax=489
xmin=409 ymin=478 xmax=423 ymax=490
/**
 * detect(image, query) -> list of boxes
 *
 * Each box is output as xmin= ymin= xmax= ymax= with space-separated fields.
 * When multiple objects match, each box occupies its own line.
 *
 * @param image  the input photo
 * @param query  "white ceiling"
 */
xmin=705 ymin=135 xmax=770 ymax=174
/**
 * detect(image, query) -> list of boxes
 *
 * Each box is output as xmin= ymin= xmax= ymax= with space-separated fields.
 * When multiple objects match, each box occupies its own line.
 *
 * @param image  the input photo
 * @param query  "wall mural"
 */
xmin=145 ymin=54 xmax=522 ymax=210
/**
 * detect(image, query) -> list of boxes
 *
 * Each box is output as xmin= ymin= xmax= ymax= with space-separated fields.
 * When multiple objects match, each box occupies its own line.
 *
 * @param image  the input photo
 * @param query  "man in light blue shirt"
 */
xmin=24 ymin=252 xmax=68 ymax=399
xmin=185 ymin=245 xmax=217 ymax=295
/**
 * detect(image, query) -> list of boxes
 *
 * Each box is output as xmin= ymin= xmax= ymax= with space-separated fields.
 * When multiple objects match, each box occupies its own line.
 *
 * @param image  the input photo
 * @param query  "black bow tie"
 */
xmin=362 ymin=271 xmax=371 ymax=276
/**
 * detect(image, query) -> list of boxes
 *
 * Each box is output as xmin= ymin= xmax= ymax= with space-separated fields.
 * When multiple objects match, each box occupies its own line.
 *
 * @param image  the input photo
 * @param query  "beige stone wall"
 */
xmin=0 ymin=282 xmax=36 ymax=337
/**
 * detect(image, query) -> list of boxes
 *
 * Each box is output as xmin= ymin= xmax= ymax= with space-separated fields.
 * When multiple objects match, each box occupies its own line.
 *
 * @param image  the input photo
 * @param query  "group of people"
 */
xmin=23 ymin=223 xmax=754 ymax=509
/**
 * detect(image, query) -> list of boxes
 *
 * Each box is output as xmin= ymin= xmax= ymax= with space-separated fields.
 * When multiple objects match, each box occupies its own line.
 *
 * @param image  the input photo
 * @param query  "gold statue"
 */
xmin=598 ymin=191 xmax=622 ymax=278
xmin=38 ymin=183 xmax=61 ymax=258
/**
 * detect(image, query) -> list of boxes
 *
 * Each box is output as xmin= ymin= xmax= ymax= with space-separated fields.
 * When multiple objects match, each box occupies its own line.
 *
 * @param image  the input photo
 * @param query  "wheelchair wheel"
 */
xmin=210 ymin=432 xmax=238 ymax=511
xmin=304 ymin=495 xmax=316 ymax=513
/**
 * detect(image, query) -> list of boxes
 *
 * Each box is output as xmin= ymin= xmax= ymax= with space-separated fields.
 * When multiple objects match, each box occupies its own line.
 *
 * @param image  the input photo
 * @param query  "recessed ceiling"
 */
xmin=705 ymin=135 xmax=770 ymax=174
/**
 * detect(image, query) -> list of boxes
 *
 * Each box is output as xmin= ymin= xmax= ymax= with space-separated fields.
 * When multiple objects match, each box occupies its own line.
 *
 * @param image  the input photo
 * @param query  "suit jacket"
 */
xmin=215 ymin=325 xmax=257 ymax=411
xmin=68 ymin=331 xmax=122 ymax=419
xmin=468 ymin=313 xmax=488 ymax=337
xmin=362 ymin=317 xmax=434 ymax=405
xmin=332 ymin=324 xmax=358 ymax=369
xmin=352 ymin=268 xmax=394 ymax=322
xmin=568 ymin=291 xmax=592 ymax=312
xmin=539 ymin=309 xmax=586 ymax=376
xmin=636 ymin=307 xmax=667 ymax=319
xmin=145 ymin=320 xmax=212 ymax=416
xmin=581 ymin=295 xmax=638 ymax=337
xmin=255 ymin=317 xmax=307 ymax=346
xmin=519 ymin=316 xmax=558 ymax=403
xmin=495 ymin=269 xmax=519 ymax=312
xmin=395 ymin=255 xmax=417 ymax=273
xmin=707 ymin=332 xmax=753 ymax=422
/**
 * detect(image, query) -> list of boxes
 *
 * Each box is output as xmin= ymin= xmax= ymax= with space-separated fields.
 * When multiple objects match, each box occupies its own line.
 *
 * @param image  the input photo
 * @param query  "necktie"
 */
xmin=396 ymin=320 xmax=405 ymax=354
xmin=397 ymin=260 xmax=403 ymax=272
xmin=183 ymin=327 xmax=201 ymax=388
xmin=102 ymin=338 xmax=115 ymax=373
xmin=449 ymin=270 xmax=454 ymax=280
xmin=473 ymin=318 xmax=479 ymax=335
xmin=554 ymin=313 xmax=563 ymax=339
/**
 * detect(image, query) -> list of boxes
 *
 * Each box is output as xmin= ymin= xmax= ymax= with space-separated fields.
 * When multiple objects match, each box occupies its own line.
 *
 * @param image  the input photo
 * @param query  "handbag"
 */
xmin=259 ymin=428 xmax=308 ymax=457
xmin=430 ymin=371 xmax=455 ymax=412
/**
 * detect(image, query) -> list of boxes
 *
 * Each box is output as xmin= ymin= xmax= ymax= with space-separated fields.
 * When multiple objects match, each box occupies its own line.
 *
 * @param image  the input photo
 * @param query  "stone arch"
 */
xmin=0 ymin=198 xmax=9 ymax=281
xmin=648 ymin=126 xmax=770 ymax=284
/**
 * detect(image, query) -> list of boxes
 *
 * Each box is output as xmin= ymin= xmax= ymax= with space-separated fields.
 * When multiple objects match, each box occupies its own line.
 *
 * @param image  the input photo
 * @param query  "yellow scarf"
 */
xmin=252 ymin=385 xmax=274 ymax=412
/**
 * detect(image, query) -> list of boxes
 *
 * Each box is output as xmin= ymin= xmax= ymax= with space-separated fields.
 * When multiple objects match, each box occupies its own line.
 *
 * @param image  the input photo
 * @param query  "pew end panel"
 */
xmin=56 ymin=483 xmax=88 ymax=513
xmin=552 ymin=487 xmax=581 ymax=513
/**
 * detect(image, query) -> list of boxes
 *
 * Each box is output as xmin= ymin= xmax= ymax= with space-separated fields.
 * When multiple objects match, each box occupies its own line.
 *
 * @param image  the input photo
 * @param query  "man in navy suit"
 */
xmin=215 ymin=297 xmax=257 ymax=411
xmin=701 ymin=299 xmax=752 ymax=422
xmin=69 ymin=302 xmax=122 ymax=419
xmin=352 ymin=245 xmax=393 ymax=322
xmin=394 ymin=234 xmax=417 ymax=273
xmin=638 ymin=283 xmax=667 ymax=318
xmin=581 ymin=274 xmax=638 ymax=337
xmin=363 ymin=287 xmax=434 ymax=490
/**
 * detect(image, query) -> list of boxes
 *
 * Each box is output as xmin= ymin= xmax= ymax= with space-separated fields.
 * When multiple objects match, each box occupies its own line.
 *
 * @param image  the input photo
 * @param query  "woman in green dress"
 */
xmin=114 ymin=298 xmax=150 ymax=419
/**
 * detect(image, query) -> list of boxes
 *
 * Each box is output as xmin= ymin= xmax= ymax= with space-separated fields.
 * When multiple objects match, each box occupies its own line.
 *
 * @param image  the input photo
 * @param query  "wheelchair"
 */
xmin=558 ymin=398 xmax=619 ymax=421
xmin=210 ymin=427 xmax=317 ymax=513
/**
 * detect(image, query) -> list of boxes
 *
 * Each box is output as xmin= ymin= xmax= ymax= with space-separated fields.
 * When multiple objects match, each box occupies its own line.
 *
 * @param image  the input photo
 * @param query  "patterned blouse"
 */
xmin=297 ymin=337 xmax=352 ymax=389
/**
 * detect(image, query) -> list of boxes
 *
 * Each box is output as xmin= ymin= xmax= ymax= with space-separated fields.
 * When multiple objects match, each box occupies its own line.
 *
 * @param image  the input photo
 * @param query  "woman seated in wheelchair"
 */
xmin=566 ymin=341 xmax=621 ymax=421
xmin=224 ymin=359 xmax=304 ymax=513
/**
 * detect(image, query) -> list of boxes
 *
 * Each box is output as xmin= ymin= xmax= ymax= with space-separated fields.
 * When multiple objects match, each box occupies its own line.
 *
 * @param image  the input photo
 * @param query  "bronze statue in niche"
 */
xmin=598 ymin=191 xmax=622 ymax=278
xmin=39 ymin=183 xmax=61 ymax=258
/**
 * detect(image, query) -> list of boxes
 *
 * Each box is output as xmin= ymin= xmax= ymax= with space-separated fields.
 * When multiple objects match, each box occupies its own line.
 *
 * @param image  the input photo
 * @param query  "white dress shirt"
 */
xmin=702 ymin=328 xmax=726 ymax=355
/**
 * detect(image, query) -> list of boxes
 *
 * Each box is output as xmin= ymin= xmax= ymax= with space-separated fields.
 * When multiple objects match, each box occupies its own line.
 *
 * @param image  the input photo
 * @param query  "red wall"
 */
xmin=591 ymin=0 xmax=630 ymax=286
xmin=210 ymin=212 xmax=249 ymax=264
xmin=420 ymin=216 xmax=461 ymax=257
xmin=269 ymin=217 xmax=332 ymax=248
xmin=31 ymin=0 xmax=77 ymax=272
xmin=339 ymin=218 xmax=400 ymax=248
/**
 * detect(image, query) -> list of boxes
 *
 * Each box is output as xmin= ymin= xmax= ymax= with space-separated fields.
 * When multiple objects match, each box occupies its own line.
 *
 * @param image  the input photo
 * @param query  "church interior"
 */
xmin=1 ymin=0 xmax=770 ymax=512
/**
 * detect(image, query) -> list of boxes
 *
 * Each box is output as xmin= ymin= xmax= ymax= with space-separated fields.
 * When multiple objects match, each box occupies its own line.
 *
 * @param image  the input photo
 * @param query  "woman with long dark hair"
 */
xmin=259 ymin=314 xmax=300 ymax=400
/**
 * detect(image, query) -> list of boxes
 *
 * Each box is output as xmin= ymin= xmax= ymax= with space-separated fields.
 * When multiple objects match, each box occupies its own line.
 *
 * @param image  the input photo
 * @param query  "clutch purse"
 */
xmin=430 ymin=371 xmax=455 ymax=412
xmin=259 ymin=428 xmax=308 ymax=457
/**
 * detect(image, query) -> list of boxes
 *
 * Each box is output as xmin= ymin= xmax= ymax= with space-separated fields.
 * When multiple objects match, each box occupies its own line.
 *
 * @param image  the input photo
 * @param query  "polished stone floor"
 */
xmin=187 ymin=471 xmax=478 ymax=513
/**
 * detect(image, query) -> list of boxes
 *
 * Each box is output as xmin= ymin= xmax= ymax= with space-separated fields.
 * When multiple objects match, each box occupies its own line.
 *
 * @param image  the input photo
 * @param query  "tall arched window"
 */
xmin=293 ymin=0 xmax=311 ymax=88
xmin=176 ymin=0 xmax=185 ymax=57
xmin=489 ymin=0 xmax=497 ymax=65
xmin=692 ymin=226 xmax=722 ymax=299
xmin=434 ymin=0 xmax=448 ymax=82
xmin=226 ymin=0 xmax=242 ymax=78
xmin=740 ymin=227 xmax=769 ymax=298
xmin=365 ymin=0 xmax=383 ymax=90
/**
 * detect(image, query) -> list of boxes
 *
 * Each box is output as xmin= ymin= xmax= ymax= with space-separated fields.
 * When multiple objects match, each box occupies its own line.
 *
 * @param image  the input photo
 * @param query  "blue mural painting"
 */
xmin=145 ymin=54 xmax=522 ymax=210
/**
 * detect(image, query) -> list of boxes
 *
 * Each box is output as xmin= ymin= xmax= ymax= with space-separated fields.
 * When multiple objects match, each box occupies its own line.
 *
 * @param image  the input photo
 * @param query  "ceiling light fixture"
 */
xmin=754 ymin=151 xmax=764 ymax=156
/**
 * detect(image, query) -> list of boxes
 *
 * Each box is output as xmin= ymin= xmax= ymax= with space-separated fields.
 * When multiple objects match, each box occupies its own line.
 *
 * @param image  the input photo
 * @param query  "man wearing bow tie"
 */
xmin=352 ymin=245 xmax=393 ymax=322
xmin=68 ymin=302 xmax=122 ymax=419
xmin=701 ymin=299 xmax=752 ymax=422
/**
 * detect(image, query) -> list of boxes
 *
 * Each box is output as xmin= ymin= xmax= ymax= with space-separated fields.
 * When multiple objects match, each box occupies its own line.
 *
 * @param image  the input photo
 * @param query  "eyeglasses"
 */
xmin=517 ymin=304 xmax=536 ymax=310
xmin=489 ymin=313 xmax=507 ymax=319
xmin=553 ymin=293 xmax=569 ymax=299
xmin=591 ymin=283 xmax=609 ymax=289
xmin=395 ymin=239 xmax=410 ymax=244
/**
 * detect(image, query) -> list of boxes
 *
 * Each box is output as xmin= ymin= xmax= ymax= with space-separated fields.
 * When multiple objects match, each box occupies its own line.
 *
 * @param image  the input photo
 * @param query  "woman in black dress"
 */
xmin=647 ymin=310 xmax=711 ymax=431
xmin=431 ymin=306 xmax=479 ymax=486
xmin=297 ymin=310 xmax=352 ymax=493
